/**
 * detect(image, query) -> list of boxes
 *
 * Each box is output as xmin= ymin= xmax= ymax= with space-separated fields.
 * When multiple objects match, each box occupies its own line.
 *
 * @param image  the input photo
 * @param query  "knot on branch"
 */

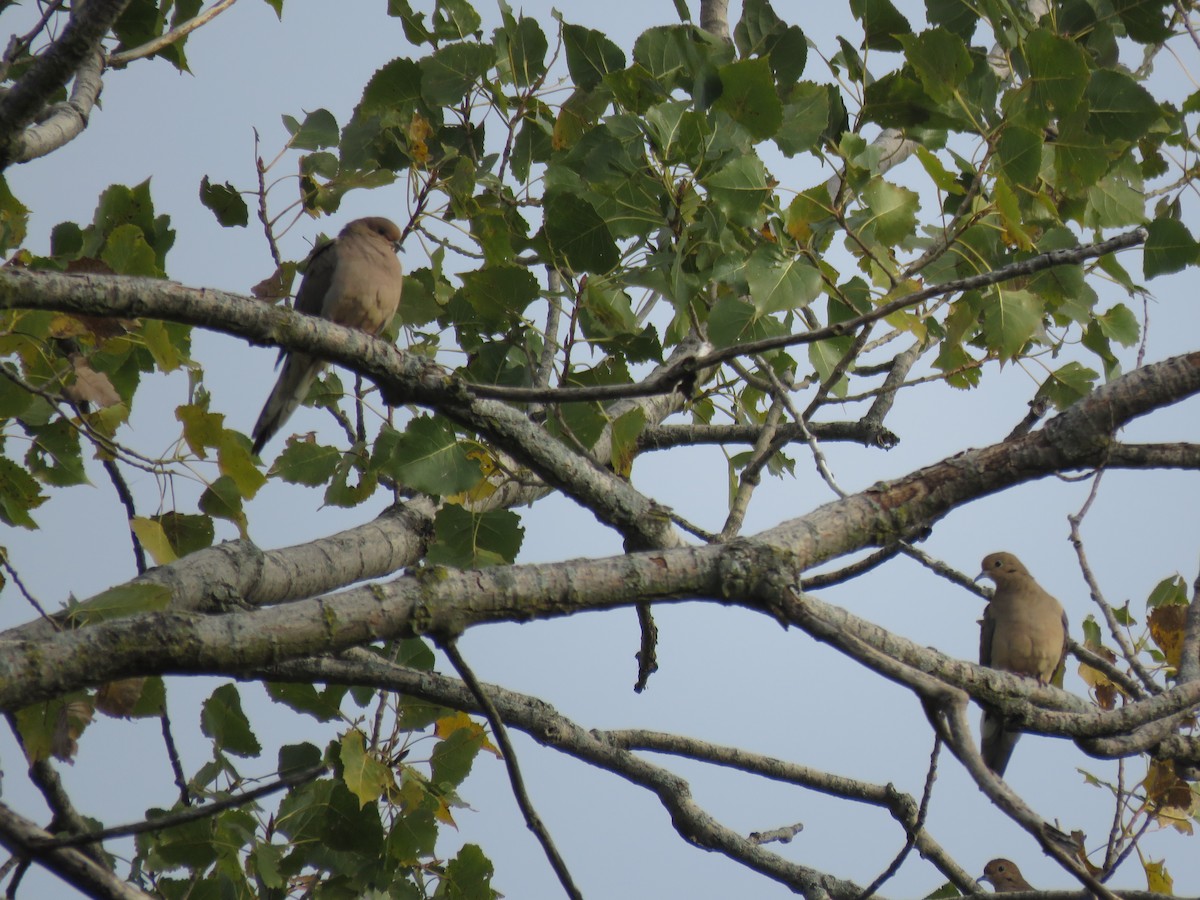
xmin=715 ymin=540 xmax=797 ymax=624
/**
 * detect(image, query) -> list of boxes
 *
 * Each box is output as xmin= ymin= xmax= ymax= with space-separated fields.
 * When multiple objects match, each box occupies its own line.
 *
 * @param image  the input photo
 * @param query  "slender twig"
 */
xmin=440 ymin=640 xmax=582 ymax=900
xmin=465 ymin=228 xmax=1148 ymax=404
xmin=801 ymin=546 xmax=900 ymax=590
xmin=100 ymin=458 xmax=146 ymax=575
xmin=853 ymin=737 xmax=942 ymax=899
xmin=31 ymin=764 xmax=327 ymax=850
xmin=159 ymin=707 xmax=191 ymax=807
xmin=0 ymin=552 xmax=57 ymax=624
xmin=720 ymin=396 xmax=785 ymax=540
xmin=107 ymin=0 xmax=239 ymax=67
xmin=1068 ymin=474 xmax=1160 ymax=693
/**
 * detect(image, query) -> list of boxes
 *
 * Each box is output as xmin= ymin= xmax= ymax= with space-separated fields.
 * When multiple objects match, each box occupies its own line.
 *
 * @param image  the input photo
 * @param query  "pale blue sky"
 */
xmin=3 ymin=1 xmax=1200 ymax=897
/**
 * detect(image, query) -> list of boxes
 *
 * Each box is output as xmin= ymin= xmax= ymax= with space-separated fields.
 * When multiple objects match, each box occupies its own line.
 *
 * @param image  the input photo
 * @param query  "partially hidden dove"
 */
xmin=251 ymin=217 xmax=404 ymax=455
xmin=979 ymin=858 xmax=1035 ymax=892
xmin=976 ymin=551 xmax=1068 ymax=776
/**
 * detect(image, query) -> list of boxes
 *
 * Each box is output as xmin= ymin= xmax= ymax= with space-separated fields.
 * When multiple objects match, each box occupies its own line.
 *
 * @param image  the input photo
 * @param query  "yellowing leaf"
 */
xmin=339 ymin=730 xmax=394 ymax=809
xmin=1144 ymin=759 xmax=1196 ymax=834
xmin=130 ymin=516 xmax=178 ymax=565
xmin=1077 ymin=638 xmax=1119 ymax=711
xmin=1144 ymin=858 xmax=1175 ymax=892
xmin=1148 ymin=604 xmax=1186 ymax=671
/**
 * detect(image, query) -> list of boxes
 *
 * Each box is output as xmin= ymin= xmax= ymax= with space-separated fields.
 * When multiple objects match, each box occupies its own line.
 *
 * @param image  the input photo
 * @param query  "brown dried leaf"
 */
xmin=251 ymin=262 xmax=296 ymax=301
xmin=95 ymin=677 xmax=147 ymax=718
xmin=63 ymin=354 xmax=121 ymax=408
xmin=51 ymin=698 xmax=95 ymax=763
xmin=1148 ymin=604 xmax=1186 ymax=671
xmin=1077 ymin=642 xmax=1119 ymax=711
xmin=1144 ymin=759 xmax=1197 ymax=834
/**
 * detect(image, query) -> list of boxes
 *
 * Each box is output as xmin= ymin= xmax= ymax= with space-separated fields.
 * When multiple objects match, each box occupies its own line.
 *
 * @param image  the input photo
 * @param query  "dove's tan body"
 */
xmin=251 ymin=217 xmax=404 ymax=455
xmin=977 ymin=552 xmax=1068 ymax=775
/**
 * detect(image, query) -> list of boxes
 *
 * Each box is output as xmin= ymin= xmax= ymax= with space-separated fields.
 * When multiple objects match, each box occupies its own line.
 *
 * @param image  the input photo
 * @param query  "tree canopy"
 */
xmin=0 ymin=0 xmax=1198 ymax=897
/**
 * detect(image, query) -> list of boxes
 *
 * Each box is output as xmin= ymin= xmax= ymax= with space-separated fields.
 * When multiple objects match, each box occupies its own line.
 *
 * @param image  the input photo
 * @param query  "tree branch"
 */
xmin=0 ymin=0 xmax=131 ymax=166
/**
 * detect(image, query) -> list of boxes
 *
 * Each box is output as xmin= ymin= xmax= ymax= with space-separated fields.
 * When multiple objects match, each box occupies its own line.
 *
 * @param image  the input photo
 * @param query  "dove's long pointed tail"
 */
xmin=251 ymin=353 xmax=322 ymax=455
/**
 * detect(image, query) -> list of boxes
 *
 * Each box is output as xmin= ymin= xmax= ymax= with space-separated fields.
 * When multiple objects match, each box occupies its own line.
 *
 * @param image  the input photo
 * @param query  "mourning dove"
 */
xmin=976 ymin=552 xmax=1068 ymax=775
xmin=979 ymin=858 xmax=1034 ymax=892
xmin=251 ymin=217 xmax=404 ymax=455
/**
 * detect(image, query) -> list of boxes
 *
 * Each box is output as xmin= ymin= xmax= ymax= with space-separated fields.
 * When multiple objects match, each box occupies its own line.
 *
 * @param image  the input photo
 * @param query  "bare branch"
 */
xmin=107 ymin=0 xmax=239 ymax=68
xmin=442 ymin=641 xmax=582 ymax=900
xmin=0 ymin=0 xmax=131 ymax=166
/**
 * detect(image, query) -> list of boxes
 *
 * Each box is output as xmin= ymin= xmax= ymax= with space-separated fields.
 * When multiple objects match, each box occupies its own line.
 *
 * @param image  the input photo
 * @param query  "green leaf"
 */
xmin=386 ymin=416 xmax=483 ymax=496
xmin=1143 ymin=217 xmax=1198 ymax=278
xmin=544 ymin=192 xmax=619 ymax=273
xmin=274 ymin=439 xmax=342 ymax=486
xmin=1147 ymin=575 xmax=1188 ymax=608
xmin=101 ymin=223 xmax=161 ymax=277
xmin=340 ymin=730 xmax=393 ymax=808
xmin=495 ymin=10 xmax=548 ymax=88
xmin=850 ymin=0 xmax=911 ymax=51
xmin=995 ymin=125 xmax=1043 ymax=188
xmin=439 ymin=844 xmax=495 ymax=899
xmin=859 ymin=178 xmax=919 ymax=245
xmin=66 ymin=582 xmax=171 ymax=626
xmin=980 ymin=289 xmax=1042 ymax=360
xmin=25 ymin=419 xmax=86 ymax=487
xmin=562 ymin=22 xmax=626 ymax=90
xmin=359 ymin=57 xmax=423 ymax=118
xmin=460 ymin=266 xmax=540 ymax=329
xmin=420 ymin=42 xmax=494 ymax=106
xmin=201 ymin=684 xmax=262 ymax=759
xmin=0 ymin=175 xmax=29 ymax=255
xmin=1024 ymin=29 xmax=1089 ymax=120
xmin=703 ymin=155 xmax=769 ymax=227
xmin=775 ymin=82 xmax=830 ymax=157
xmin=432 ymin=0 xmax=481 ymax=39
xmin=1035 ymin=361 xmax=1098 ymax=410
xmin=282 ymin=108 xmax=339 ymax=150
xmin=198 ymin=177 xmax=249 ymax=227
xmin=430 ymin=722 xmax=488 ymax=787
xmin=324 ymin=446 xmax=378 ymax=508
xmin=217 ymin=432 xmax=266 ymax=499
xmin=427 ymin=505 xmax=524 ymax=568
xmin=609 ymin=407 xmax=645 ymax=478
xmin=809 ymin=335 xmax=854 ymax=394
xmin=712 ymin=57 xmax=782 ymax=141
xmin=734 ymin=0 xmax=807 ymax=85
xmin=1085 ymin=69 xmax=1158 ymax=143
xmin=199 ymin=474 xmax=248 ymax=537
xmin=1113 ymin=0 xmax=1172 ymax=43
xmin=925 ymin=0 xmax=978 ymax=40
xmin=898 ymin=29 xmax=971 ymax=104
xmin=1095 ymin=303 xmax=1139 ymax=347
xmin=265 ymin=682 xmax=347 ymax=721
xmin=0 ymin=458 xmax=47 ymax=528
xmin=746 ymin=253 xmax=822 ymax=315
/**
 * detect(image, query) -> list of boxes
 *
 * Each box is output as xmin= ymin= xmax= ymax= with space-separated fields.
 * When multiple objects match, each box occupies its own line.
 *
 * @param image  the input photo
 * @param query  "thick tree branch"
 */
xmin=261 ymin=652 xmax=868 ymax=899
xmin=0 ymin=268 xmax=686 ymax=552
xmin=1 ymin=353 xmax=1198 ymax=753
xmin=0 ymin=0 xmax=131 ymax=166
xmin=0 ymin=803 xmax=150 ymax=900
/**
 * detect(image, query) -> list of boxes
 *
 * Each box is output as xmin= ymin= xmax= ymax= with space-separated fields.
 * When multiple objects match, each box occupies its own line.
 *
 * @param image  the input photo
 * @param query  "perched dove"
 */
xmin=251 ymin=217 xmax=404 ymax=455
xmin=976 ymin=552 xmax=1068 ymax=776
xmin=979 ymin=858 xmax=1035 ymax=892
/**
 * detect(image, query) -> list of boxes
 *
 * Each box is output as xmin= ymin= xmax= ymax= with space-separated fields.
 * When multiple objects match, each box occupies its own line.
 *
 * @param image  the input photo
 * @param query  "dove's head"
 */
xmin=976 ymin=551 xmax=1030 ymax=585
xmin=979 ymin=857 xmax=1031 ymax=891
